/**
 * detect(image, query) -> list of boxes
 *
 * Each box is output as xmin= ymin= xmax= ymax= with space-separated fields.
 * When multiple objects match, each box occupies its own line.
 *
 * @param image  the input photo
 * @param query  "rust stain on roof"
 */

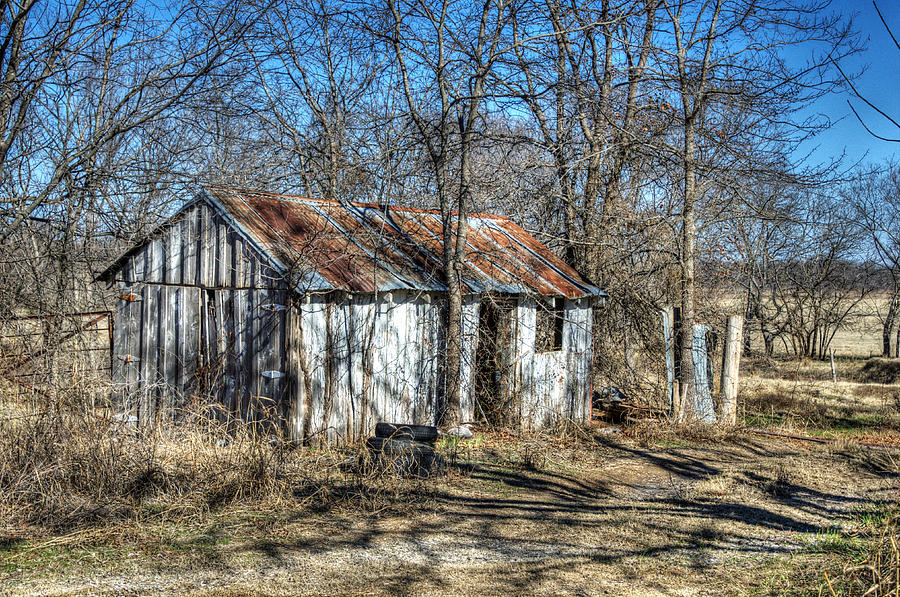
xmin=203 ymin=187 xmax=602 ymax=298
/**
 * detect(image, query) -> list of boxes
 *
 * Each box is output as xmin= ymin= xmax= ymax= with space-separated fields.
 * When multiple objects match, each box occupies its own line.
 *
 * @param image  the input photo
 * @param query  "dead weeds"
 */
xmin=0 ymin=389 xmax=439 ymax=538
xmin=2 ymin=427 xmax=898 ymax=597
xmin=621 ymin=418 xmax=742 ymax=447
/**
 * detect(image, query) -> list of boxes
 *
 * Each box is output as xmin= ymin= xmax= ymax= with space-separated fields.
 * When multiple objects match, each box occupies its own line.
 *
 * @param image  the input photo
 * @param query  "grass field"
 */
xmin=741 ymin=357 xmax=900 ymax=446
xmin=0 ymin=356 xmax=898 ymax=596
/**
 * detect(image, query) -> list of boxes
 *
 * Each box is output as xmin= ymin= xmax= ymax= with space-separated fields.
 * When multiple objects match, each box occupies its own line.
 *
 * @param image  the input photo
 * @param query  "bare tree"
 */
xmin=652 ymin=0 xmax=857 ymax=416
xmin=846 ymin=163 xmax=900 ymax=356
xmin=502 ymin=0 xmax=659 ymax=275
xmin=242 ymin=0 xmax=388 ymax=201
xmin=768 ymin=194 xmax=872 ymax=359
xmin=0 ymin=0 xmax=263 ymax=322
xmin=371 ymin=0 xmax=515 ymax=425
xmin=494 ymin=1 xmax=678 ymax=400
xmin=727 ymin=177 xmax=799 ymax=356
xmin=0 ymin=0 xmax=259 ymax=244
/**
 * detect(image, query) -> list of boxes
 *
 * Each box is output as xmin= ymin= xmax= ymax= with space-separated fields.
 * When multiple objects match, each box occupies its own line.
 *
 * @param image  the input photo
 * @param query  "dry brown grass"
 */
xmin=739 ymin=357 xmax=900 ymax=448
xmin=1 ymin=417 xmax=897 ymax=597
xmin=0 ymin=387 xmax=438 ymax=537
xmin=620 ymin=418 xmax=741 ymax=447
xmin=2 ymin=358 xmax=899 ymax=597
xmin=812 ymin=506 xmax=900 ymax=597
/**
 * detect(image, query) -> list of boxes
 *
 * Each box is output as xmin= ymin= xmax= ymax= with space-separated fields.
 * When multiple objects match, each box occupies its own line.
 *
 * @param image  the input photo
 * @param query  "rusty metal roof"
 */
xmin=205 ymin=187 xmax=603 ymax=298
xmin=103 ymin=186 xmax=604 ymax=298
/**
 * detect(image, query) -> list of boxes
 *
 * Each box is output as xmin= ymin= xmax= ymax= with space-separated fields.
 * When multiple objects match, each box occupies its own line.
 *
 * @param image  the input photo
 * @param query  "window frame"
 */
xmin=535 ymin=296 xmax=565 ymax=353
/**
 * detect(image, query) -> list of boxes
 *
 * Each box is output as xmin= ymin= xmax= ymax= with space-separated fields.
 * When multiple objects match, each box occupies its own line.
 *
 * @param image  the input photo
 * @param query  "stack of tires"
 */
xmin=366 ymin=423 xmax=443 ymax=478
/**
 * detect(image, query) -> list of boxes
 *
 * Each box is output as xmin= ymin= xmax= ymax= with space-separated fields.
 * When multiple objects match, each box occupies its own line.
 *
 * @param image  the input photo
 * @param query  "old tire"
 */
xmin=374 ymin=422 xmax=439 ymax=444
xmin=366 ymin=436 xmax=442 ymax=477
xmin=366 ymin=436 xmax=433 ymax=455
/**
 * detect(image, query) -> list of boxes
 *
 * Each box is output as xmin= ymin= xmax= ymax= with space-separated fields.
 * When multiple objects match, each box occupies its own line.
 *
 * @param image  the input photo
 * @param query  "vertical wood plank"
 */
xmin=233 ymin=289 xmax=247 ymax=419
xmin=719 ymin=315 xmax=743 ymax=426
xmin=216 ymin=215 xmax=226 ymax=287
xmin=285 ymin=299 xmax=302 ymax=442
xmin=247 ymin=263 xmax=260 ymax=422
xmin=233 ymin=237 xmax=244 ymax=288
xmin=182 ymin=206 xmax=197 ymax=287
xmin=691 ymin=324 xmax=716 ymax=423
xmin=112 ymin=288 xmax=128 ymax=408
xmin=182 ymin=287 xmax=200 ymax=399
xmin=124 ymin=284 xmax=141 ymax=407
xmin=140 ymin=285 xmax=159 ymax=425
xmin=195 ymin=204 xmax=205 ymax=287
xmin=161 ymin=286 xmax=177 ymax=416
xmin=221 ymin=288 xmax=236 ymax=416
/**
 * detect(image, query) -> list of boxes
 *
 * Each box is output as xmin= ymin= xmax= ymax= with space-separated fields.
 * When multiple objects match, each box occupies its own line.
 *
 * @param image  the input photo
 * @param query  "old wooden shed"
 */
xmin=99 ymin=187 xmax=604 ymax=441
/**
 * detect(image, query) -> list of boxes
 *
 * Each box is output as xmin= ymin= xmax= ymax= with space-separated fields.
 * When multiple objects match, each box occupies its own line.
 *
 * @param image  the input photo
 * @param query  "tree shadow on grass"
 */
xmin=212 ymin=448 xmax=867 ymax=582
xmin=11 ymin=436 xmax=890 ymax=596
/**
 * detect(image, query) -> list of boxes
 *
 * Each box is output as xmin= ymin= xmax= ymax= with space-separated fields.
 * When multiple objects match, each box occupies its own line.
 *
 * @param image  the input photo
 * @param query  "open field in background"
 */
xmin=1 ymin=355 xmax=898 ymax=597
xmin=717 ymin=294 xmax=892 ymax=358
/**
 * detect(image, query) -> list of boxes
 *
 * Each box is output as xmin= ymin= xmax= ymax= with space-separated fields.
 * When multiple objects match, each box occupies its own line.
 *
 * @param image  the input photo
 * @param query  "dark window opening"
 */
xmin=535 ymin=297 xmax=565 ymax=352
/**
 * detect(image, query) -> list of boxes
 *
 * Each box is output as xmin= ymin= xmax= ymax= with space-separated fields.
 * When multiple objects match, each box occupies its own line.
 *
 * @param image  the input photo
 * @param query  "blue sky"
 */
xmin=805 ymin=0 xmax=900 ymax=167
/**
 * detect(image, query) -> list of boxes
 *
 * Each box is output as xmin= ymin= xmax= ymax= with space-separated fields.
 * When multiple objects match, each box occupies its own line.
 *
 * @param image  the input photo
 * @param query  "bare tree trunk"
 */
xmin=883 ymin=295 xmax=899 ymax=357
xmin=441 ymin=168 xmax=467 ymax=425
xmin=667 ymin=0 xmax=721 ymax=420
xmin=678 ymin=129 xmax=698 ymax=419
xmin=441 ymin=96 xmax=479 ymax=425
xmin=382 ymin=0 xmax=506 ymax=426
xmin=442 ymin=269 xmax=464 ymax=423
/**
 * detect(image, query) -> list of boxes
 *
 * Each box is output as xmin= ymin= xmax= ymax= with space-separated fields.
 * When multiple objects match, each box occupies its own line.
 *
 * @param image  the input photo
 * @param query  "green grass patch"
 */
xmin=653 ymin=439 xmax=693 ymax=448
xmin=1 ymin=543 xmax=132 ymax=578
xmin=801 ymin=527 xmax=867 ymax=558
xmin=758 ymin=501 xmax=900 ymax=596
xmin=744 ymin=412 xmax=785 ymax=427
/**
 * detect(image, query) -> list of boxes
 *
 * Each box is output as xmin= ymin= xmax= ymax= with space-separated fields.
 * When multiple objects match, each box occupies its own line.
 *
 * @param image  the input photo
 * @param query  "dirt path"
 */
xmin=3 ymin=435 xmax=898 ymax=596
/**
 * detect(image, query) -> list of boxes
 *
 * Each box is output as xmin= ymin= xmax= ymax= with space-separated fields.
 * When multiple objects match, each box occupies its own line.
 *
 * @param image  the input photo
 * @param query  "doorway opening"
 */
xmin=474 ymin=296 xmax=516 ymax=428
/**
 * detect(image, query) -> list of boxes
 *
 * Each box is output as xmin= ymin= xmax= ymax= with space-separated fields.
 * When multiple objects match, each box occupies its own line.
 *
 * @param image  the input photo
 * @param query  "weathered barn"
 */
xmin=99 ymin=187 xmax=604 ymax=441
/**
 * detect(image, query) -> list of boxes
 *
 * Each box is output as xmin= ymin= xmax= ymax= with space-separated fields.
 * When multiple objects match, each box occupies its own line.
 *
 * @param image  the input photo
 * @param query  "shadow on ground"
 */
xmin=150 ymin=435 xmax=899 ymax=595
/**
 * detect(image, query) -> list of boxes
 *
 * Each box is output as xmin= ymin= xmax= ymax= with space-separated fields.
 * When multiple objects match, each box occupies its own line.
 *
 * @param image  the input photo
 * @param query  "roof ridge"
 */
xmin=203 ymin=185 xmax=511 ymax=221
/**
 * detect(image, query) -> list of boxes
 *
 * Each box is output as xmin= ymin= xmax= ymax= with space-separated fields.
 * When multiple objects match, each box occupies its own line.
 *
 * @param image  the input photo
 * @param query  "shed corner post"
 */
xmin=719 ymin=314 xmax=744 ymax=426
xmin=285 ymin=294 xmax=306 ymax=443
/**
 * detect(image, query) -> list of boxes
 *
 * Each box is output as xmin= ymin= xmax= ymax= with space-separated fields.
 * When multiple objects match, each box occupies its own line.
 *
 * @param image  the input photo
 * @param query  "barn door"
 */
xmin=474 ymin=296 xmax=516 ymax=427
xmin=199 ymin=288 xmax=288 ymax=433
xmin=249 ymin=288 xmax=288 ymax=433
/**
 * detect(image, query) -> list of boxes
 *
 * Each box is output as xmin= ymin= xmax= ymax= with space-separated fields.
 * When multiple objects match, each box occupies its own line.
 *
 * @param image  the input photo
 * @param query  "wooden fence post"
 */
xmin=719 ymin=315 xmax=743 ymax=426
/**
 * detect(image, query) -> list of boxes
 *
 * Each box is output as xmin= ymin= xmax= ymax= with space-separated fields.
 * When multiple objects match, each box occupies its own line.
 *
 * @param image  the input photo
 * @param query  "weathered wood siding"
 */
xmin=111 ymin=201 xmax=289 ymax=424
xmin=283 ymin=292 xmax=590 ymax=442
xmin=285 ymin=291 xmax=477 ymax=442
xmin=513 ymin=297 xmax=593 ymax=428
xmin=109 ymin=198 xmax=593 ymax=439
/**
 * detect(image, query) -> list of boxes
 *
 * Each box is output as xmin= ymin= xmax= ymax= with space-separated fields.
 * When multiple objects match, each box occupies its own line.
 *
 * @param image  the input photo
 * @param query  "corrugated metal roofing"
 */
xmin=104 ymin=186 xmax=604 ymax=298
xmin=205 ymin=187 xmax=603 ymax=298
